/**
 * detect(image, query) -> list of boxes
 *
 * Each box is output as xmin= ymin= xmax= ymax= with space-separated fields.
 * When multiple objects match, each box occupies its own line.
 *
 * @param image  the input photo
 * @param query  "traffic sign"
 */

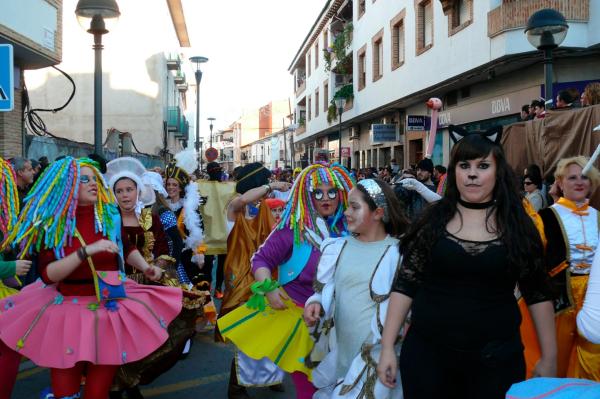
xmin=205 ymin=147 xmax=219 ymax=162
xmin=0 ymin=44 xmax=14 ymax=112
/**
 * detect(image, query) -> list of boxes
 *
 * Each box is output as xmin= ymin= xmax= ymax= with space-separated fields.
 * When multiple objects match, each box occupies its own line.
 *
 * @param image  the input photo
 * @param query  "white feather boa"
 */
xmin=183 ymin=182 xmax=204 ymax=254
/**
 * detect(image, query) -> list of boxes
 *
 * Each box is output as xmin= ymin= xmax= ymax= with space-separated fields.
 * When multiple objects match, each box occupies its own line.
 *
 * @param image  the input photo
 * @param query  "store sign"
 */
xmin=0 ymin=44 xmax=14 ymax=112
xmin=371 ymin=124 xmax=399 ymax=144
xmin=406 ymin=115 xmax=431 ymax=131
xmin=436 ymin=86 xmax=539 ymax=128
xmin=341 ymin=147 xmax=351 ymax=157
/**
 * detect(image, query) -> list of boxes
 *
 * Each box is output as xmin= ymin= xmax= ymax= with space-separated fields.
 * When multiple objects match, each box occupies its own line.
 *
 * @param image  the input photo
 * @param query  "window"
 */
xmin=323 ymin=80 xmax=329 ymax=113
xmin=308 ymin=53 xmax=312 ymax=77
xmin=358 ymin=0 xmax=366 ymax=18
xmin=448 ymin=0 xmax=473 ymax=36
xmin=372 ymin=29 xmax=384 ymax=82
xmin=358 ymin=44 xmax=367 ymax=91
xmin=315 ymin=89 xmax=320 ymax=117
xmin=323 ymin=29 xmax=329 ymax=50
xmin=391 ymin=9 xmax=406 ymax=70
xmin=308 ymin=96 xmax=312 ymax=121
xmin=416 ymin=0 xmax=434 ymax=55
xmin=315 ymin=42 xmax=319 ymax=68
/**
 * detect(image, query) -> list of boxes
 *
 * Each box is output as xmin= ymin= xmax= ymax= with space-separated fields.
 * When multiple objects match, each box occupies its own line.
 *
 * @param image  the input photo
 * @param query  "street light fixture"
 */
xmin=525 ymin=9 xmax=568 ymax=107
xmin=334 ymin=97 xmax=346 ymax=165
xmin=190 ymin=56 xmax=209 ymax=171
xmin=75 ymin=0 xmax=121 ymax=156
xmin=207 ymin=117 xmax=216 ymax=148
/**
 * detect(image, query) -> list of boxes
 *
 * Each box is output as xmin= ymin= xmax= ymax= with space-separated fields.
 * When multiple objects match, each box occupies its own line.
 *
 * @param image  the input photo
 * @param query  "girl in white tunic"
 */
xmin=303 ymin=178 xmax=408 ymax=398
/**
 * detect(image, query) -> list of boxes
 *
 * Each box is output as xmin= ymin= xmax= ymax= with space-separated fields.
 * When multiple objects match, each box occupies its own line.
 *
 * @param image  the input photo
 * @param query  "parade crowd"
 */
xmin=2 ymin=117 xmax=600 ymax=399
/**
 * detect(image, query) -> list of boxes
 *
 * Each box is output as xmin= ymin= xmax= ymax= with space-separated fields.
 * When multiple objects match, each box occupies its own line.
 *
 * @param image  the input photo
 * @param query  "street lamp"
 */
xmin=525 ymin=9 xmax=568 ymax=107
xmin=75 ymin=0 xmax=121 ymax=156
xmin=334 ymin=97 xmax=346 ymax=165
xmin=190 ymin=56 xmax=208 ymax=171
xmin=208 ymin=117 xmax=216 ymax=148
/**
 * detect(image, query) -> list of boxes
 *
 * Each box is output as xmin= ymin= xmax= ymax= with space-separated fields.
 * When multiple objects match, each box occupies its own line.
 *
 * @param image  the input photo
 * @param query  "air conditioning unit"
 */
xmin=349 ymin=126 xmax=360 ymax=140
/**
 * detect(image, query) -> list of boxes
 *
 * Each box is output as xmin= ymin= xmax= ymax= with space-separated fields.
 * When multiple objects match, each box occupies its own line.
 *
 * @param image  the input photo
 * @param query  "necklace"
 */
xmin=457 ymin=197 xmax=495 ymax=209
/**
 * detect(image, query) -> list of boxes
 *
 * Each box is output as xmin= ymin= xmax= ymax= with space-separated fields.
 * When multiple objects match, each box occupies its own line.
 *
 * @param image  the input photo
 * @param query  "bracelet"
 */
xmin=76 ymin=248 xmax=85 ymax=261
xmin=81 ymin=246 xmax=88 ymax=259
xmin=263 ymin=184 xmax=272 ymax=194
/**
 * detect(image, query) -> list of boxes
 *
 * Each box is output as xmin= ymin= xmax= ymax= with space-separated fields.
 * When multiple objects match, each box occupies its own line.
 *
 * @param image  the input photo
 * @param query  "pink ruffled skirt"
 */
xmin=0 ymin=276 xmax=182 ymax=369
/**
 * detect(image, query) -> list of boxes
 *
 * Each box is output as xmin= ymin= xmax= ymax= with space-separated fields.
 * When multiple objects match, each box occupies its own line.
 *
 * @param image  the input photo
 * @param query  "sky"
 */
xmin=180 ymin=0 xmax=325 ymax=138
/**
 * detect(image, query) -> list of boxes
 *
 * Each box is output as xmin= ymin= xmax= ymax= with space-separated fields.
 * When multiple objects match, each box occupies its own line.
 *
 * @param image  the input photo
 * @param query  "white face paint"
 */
xmin=344 ymin=187 xmax=379 ymax=235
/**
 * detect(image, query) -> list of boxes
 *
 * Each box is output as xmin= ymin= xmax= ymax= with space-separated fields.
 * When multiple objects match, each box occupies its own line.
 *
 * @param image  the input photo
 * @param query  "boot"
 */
xmin=125 ymin=386 xmax=144 ymax=399
xmin=227 ymin=360 xmax=250 ymax=399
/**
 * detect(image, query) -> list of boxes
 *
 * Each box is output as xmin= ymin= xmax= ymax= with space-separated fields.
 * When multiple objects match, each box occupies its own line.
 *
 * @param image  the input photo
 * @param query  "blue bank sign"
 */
xmin=406 ymin=115 xmax=431 ymax=131
xmin=0 ymin=44 xmax=14 ymax=112
xmin=371 ymin=124 xmax=399 ymax=144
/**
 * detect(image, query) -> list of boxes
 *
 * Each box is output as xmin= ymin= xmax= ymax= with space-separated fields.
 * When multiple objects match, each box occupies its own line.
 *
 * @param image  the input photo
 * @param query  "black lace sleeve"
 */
xmin=392 ymin=240 xmax=426 ymax=298
xmin=518 ymin=252 xmax=555 ymax=305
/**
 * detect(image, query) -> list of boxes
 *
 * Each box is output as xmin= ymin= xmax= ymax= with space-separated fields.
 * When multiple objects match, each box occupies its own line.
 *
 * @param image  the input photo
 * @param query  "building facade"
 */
xmin=0 ymin=0 xmax=63 ymax=157
xmin=22 ymin=0 xmax=192 ymax=160
xmin=289 ymin=0 xmax=600 ymax=170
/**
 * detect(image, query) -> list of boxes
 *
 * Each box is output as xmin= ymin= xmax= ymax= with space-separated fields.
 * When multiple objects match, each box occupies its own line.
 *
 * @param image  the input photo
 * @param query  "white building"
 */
xmin=289 ymin=0 xmax=600 ymax=169
xmin=23 ymin=0 xmax=193 ymax=160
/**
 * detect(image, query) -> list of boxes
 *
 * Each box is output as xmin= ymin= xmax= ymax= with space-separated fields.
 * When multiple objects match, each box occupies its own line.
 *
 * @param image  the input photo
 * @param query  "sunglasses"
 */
xmin=80 ymin=175 xmax=98 ymax=184
xmin=523 ymin=181 xmax=535 ymax=186
xmin=312 ymin=188 xmax=338 ymax=201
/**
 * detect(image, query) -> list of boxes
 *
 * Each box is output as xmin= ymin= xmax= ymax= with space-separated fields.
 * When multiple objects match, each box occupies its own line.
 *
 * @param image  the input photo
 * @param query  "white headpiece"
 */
xmin=142 ymin=171 xmax=168 ymax=198
xmin=105 ymin=157 xmax=156 ymax=216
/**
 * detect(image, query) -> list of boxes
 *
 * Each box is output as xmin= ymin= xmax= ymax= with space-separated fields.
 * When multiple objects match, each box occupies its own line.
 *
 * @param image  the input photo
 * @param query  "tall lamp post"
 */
xmin=525 ymin=9 xmax=568 ymax=107
xmin=190 ymin=56 xmax=209 ymax=171
xmin=75 ymin=0 xmax=121 ymax=156
xmin=208 ymin=117 xmax=216 ymax=148
xmin=334 ymin=97 xmax=346 ymax=165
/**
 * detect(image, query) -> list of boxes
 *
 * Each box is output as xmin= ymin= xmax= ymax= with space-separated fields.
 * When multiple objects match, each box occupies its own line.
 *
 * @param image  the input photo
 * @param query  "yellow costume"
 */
xmin=197 ymin=180 xmax=236 ymax=255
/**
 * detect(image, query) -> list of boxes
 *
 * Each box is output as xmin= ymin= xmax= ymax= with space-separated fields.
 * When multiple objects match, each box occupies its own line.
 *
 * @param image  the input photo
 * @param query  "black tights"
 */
xmin=202 ymin=254 xmax=226 ymax=291
xmin=400 ymin=329 xmax=525 ymax=399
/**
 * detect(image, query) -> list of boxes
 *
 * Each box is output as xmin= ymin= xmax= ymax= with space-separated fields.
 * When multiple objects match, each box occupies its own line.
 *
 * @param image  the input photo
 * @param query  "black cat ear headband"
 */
xmin=448 ymin=125 xmax=503 ymax=145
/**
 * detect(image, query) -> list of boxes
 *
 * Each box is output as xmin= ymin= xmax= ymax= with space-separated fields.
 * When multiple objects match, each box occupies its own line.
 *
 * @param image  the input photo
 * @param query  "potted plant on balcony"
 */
xmin=327 ymin=83 xmax=354 ymax=123
xmin=324 ymin=22 xmax=353 ymax=73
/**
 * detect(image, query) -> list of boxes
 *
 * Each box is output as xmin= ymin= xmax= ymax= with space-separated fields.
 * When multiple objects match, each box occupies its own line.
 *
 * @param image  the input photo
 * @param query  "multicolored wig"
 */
xmin=0 ymin=158 xmax=19 ymax=241
xmin=278 ymin=163 xmax=355 ymax=243
xmin=2 ymin=157 xmax=118 ymax=258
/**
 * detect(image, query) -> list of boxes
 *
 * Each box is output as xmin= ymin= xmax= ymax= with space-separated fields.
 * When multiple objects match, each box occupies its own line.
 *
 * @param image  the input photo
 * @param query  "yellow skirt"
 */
xmin=0 ymin=282 xmax=17 ymax=300
xmin=217 ymin=297 xmax=313 ymax=378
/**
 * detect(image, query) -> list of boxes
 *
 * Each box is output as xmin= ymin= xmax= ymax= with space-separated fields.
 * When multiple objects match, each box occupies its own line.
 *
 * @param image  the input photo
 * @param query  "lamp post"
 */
xmin=75 ymin=0 xmax=121 ymax=156
xmin=525 ymin=9 xmax=568 ymax=107
xmin=208 ymin=117 xmax=216 ymax=149
xmin=334 ymin=97 xmax=346 ymax=165
xmin=190 ymin=56 xmax=208 ymax=171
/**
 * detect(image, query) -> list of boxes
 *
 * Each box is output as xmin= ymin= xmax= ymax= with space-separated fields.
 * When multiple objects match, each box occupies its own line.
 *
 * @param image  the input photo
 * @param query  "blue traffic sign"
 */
xmin=0 ymin=44 xmax=14 ymax=112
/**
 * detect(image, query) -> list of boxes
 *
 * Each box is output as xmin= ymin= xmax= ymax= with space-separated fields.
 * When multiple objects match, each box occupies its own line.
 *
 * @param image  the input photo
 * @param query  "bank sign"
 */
xmin=371 ymin=124 xmax=399 ymax=144
xmin=0 ymin=44 xmax=14 ymax=112
xmin=406 ymin=115 xmax=431 ymax=131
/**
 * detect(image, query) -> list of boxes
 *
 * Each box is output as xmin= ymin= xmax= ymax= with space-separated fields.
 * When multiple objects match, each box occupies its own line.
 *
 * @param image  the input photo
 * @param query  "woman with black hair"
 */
xmin=523 ymin=164 xmax=547 ymax=212
xmin=377 ymin=129 xmax=557 ymax=399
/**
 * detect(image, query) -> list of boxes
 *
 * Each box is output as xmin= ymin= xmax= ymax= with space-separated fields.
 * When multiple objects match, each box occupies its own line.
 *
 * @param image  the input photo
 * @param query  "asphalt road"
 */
xmin=13 ymin=326 xmax=296 ymax=399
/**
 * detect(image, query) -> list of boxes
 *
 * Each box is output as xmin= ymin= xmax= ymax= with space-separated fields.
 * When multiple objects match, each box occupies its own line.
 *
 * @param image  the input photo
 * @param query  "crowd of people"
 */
xmin=520 ymin=82 xmax=600 ymax=121
xmin=1 ymin=117 xmax=600 ymax=399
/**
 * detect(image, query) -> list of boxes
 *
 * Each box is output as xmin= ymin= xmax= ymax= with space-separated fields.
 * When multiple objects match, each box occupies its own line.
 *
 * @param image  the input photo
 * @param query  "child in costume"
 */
xmin=217 ymin=162 xmax=292 ymax=398
xmin=0 ymin=157 xmax=182 ymax=399
xmin=303 ymin=178 xmax=407 ymax=398
xmin=0 ymin=157 xmax=32 ymax=399
xmin=218 ymin=163 xmax=354 ymax=399
xmin=265 ymin=197 xmax=286 ymax=226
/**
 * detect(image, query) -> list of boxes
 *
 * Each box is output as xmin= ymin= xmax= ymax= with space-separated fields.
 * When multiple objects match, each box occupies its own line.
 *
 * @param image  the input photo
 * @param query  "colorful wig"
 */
xmin=278 ymin=163 xmax=355 ymax=243
xmin=0 ymin=158 xmax=19 ymax=241
xmin=2 ymin=157 xmax=118 ymax=258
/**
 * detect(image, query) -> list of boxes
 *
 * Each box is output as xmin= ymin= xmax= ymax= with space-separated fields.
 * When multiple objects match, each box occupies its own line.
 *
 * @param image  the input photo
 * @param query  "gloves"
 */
xmin=577 ymin=250 xmax=600 ymax=344
xmin=400 ymin=178 xmax=441 ymax=203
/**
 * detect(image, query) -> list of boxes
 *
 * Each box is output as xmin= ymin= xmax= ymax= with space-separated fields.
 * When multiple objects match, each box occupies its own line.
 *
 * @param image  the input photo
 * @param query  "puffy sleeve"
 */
xmin=518 ymin=248 xmax=555 ymax=306
xmin=38 ymin=248 xmax=57 ymax=285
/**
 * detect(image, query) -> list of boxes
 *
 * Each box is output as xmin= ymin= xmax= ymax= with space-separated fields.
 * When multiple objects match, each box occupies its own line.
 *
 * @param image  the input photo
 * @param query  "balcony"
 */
xmin=488 ymin=0 xmax=589 ymax=38
xmin=175 ymin=117 xmax=189 ymax=137
xmin=177 ymin=82 xmax=188 ymax=93
xmin=174 ymin=71 xmax=186 ymax=84
xmin=166 ymin=53 xmax=181 ymax=70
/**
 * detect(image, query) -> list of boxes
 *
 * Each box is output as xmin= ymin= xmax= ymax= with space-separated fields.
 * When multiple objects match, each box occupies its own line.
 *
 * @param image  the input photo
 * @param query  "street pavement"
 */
xmin=13 ymin=327 xmax=296 ymax=399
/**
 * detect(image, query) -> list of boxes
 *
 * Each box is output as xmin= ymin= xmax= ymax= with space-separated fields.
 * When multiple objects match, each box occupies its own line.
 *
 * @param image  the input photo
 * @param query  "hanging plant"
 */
xmin=327 ymin=104 xmax=338 ymax=124
xmin=327 ymin=84 xmax=354 ymax=123
xmin=324 ymin=22 xmax=353 ymax=73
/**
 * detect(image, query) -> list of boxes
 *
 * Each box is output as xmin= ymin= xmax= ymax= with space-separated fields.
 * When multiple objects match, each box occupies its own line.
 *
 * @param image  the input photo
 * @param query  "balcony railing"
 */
xmin=166 ymin=53 xmax=181 ymax=71
xmin=174 ymin=71 xmax=186 ymax=84
xmin=167 ymin=106 xmax=180 ymax=131
xmin=488 ymin=0 xmax=589 ymax=38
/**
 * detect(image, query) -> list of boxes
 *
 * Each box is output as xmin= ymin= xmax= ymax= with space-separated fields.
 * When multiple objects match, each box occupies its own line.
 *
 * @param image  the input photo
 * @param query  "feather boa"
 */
xmin=183 ymin=182 xmax=204 ymax=253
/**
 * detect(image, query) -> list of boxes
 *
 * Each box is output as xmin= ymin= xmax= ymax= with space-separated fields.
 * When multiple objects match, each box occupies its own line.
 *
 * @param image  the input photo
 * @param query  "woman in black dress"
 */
xmin=377 ymin=128 xmax=557 ymax=399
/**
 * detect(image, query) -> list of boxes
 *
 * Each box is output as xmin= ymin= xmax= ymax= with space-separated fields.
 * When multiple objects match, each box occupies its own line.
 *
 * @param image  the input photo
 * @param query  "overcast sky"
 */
xmin=181 ymin=0 xmax=325 ymax=137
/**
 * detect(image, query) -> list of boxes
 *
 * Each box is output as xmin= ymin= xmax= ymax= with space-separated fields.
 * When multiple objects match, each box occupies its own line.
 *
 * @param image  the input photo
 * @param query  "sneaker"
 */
xmin=214 ymin=290 xmax=224 ymax=299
